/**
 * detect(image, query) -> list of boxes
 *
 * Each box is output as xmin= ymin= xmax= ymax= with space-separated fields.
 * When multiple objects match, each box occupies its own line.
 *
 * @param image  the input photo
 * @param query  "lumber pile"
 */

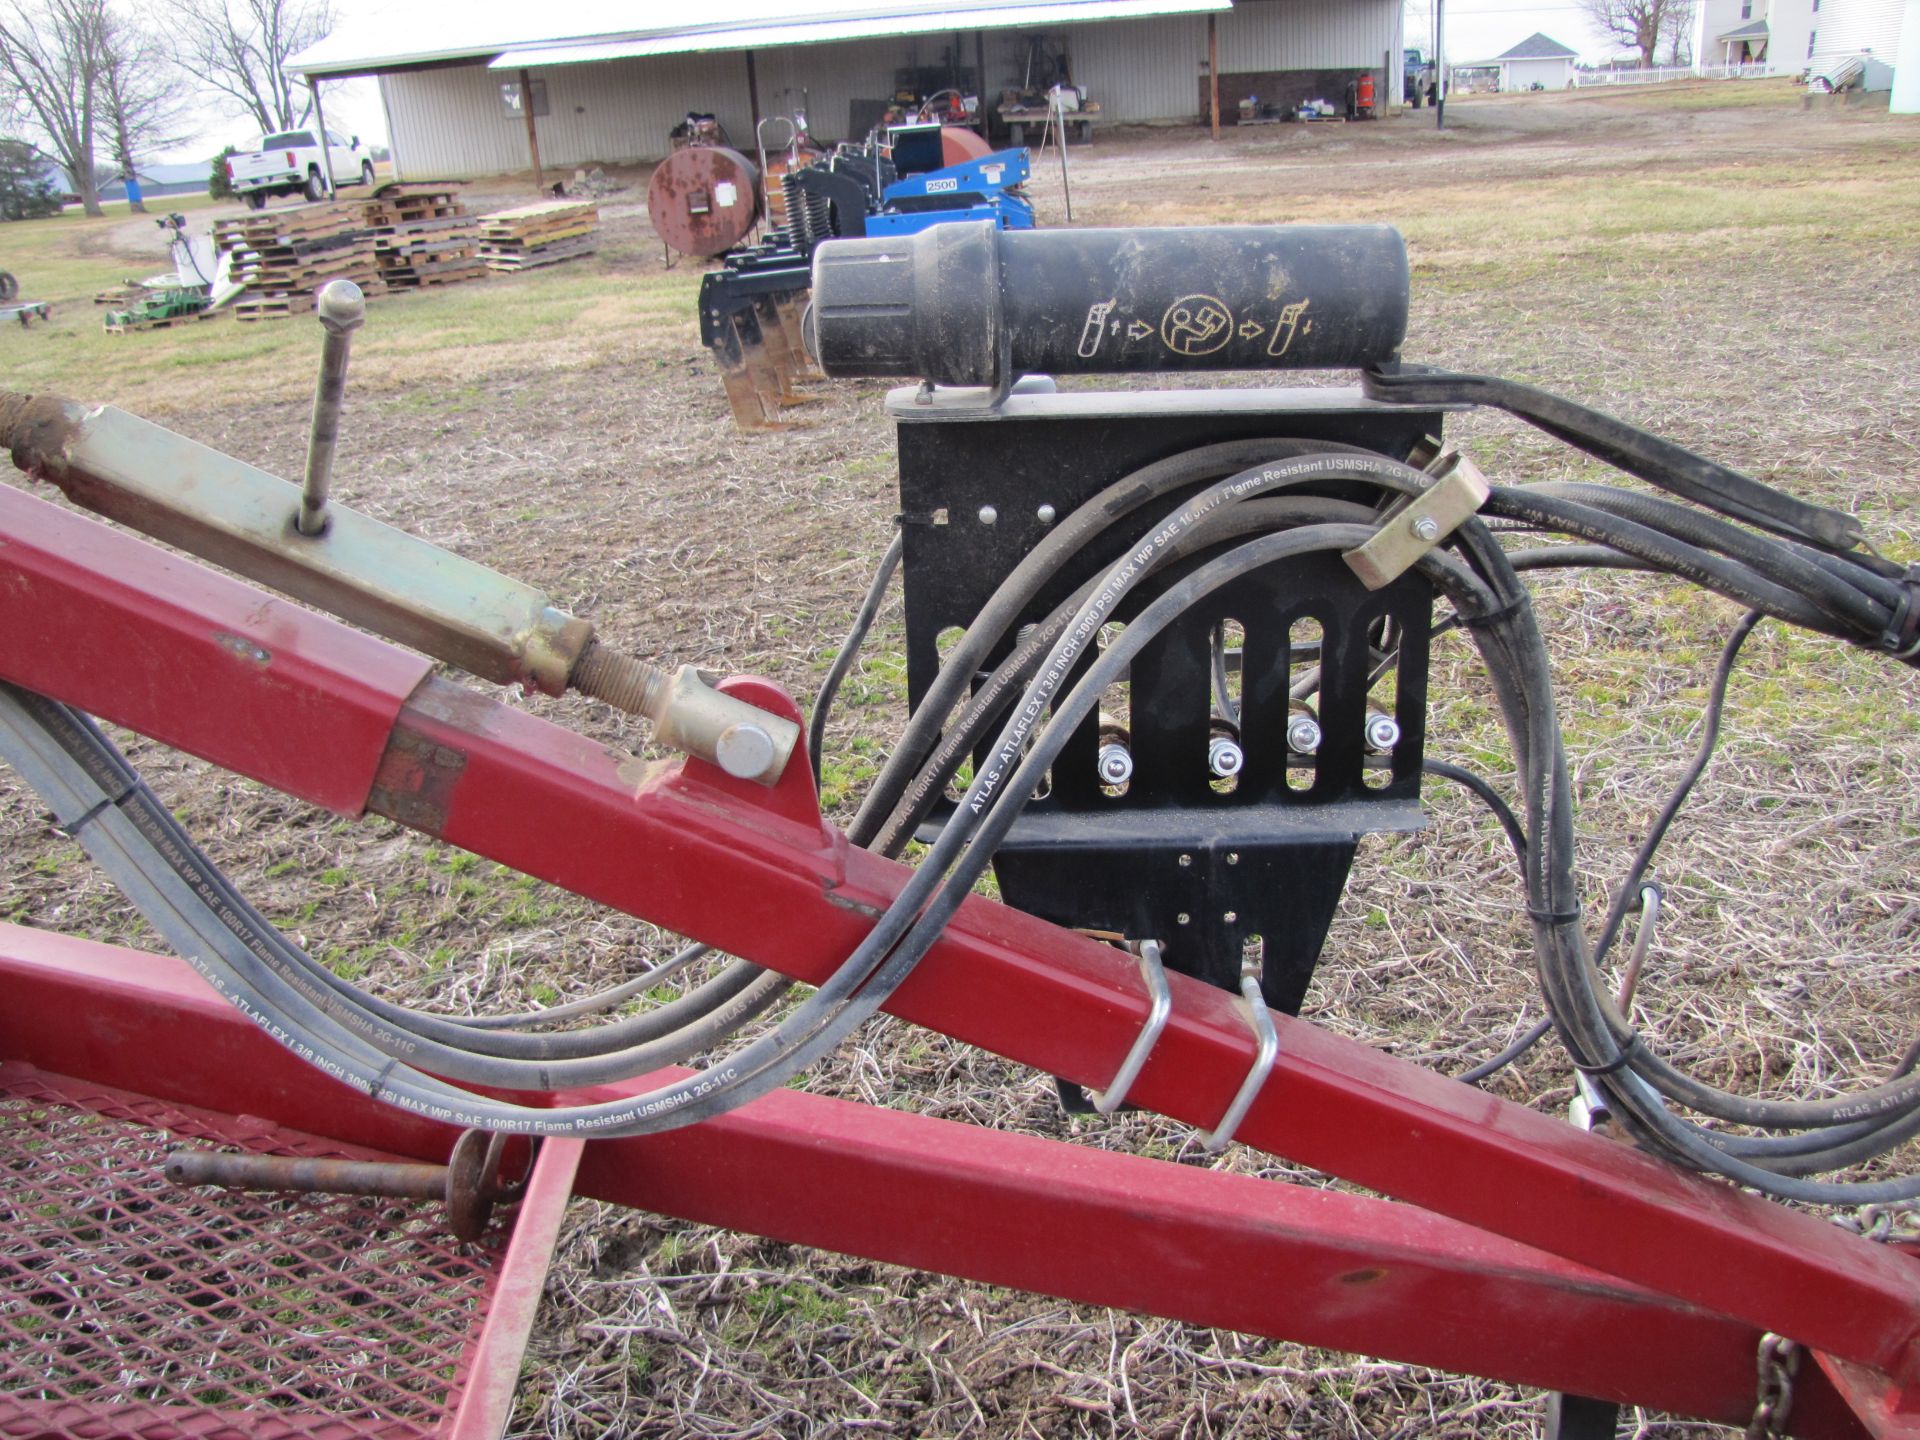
xmin=215 ymin=188 xmax=494 ymax=321
xmin=216 ymin=200 xmax=382 ymax=323
xmin=365 ymin=188 xmax=486 ymax=289
xmin=476 ymin=201 xmax=599 ymax=272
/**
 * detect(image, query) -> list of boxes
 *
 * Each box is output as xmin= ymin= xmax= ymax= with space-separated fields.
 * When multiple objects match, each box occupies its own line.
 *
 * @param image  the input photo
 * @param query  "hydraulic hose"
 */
xmin=1485 ymin=488 xmax=1837 ymax=634
xmin=850 ymin=437 xmax=1374 ymax=845
xmin=1362 ymin=364 xmax=1871 ymax=554
xmin=873 ymin=494 xmax=1384 ymax=854
xmin=0 ymin=451 xmax=1455 ymax=1141
xmin=810 ymin=527 xmax=904 ymax=785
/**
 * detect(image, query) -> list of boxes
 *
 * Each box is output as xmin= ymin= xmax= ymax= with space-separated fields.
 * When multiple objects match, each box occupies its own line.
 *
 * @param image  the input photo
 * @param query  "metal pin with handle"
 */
xmin=165 ymin=1128 xmax=522 ymax=1242
xmin=296 ymin=280 xmax=366 ymax=537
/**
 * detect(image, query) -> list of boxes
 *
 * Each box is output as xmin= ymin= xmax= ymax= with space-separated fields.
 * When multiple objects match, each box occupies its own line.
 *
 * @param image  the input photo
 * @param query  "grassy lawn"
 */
xmin=0 ymin=165 xmax=679 ymax=416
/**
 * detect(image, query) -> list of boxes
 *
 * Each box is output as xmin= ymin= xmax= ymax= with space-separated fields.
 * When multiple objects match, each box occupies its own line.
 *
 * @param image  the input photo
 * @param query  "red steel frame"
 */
xmin=4 ymin=478 xmax=1920 ymax=1435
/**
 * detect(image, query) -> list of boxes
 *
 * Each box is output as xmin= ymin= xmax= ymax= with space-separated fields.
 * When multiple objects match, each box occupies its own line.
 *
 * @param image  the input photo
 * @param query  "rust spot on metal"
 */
xmin=1339 ymin=1267 xmax=1388 ymax=1286
xmin=212 ymin=631 xmax=272 ymax=665
xmin=615 ymin=754 xmax=670 ymax=792
xmin=166 ymin=1129 xmax=521 ymax=1243
xmin=406 ymin=673 xmax=509 ymax=731
xmin=369 ymin=712 xmax=468 ymax=836
xmin=0 ymin=390 xmax=35 ymax=451
xmin=3 ymin=393 xmax=82 ymax=482
xmin=646 ymin=146 xmax=760 ymax=258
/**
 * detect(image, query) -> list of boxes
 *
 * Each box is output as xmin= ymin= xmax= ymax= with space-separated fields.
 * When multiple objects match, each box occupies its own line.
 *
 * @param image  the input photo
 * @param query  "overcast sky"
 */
xmin=1406 ymin=0 xmax=1621 ymax=65
xmin=157 ymin=0 xmax=1631 ymax=163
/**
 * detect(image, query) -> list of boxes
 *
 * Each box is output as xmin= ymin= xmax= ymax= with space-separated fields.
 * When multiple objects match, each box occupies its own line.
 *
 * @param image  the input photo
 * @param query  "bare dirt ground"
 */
xmin=5 ymin=85 xmax=1920 ymax=1437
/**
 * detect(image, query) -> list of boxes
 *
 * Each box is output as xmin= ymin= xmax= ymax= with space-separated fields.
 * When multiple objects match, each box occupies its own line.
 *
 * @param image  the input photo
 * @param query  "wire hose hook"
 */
xmin=1201 ymin=955 xmax=1280 ymax=1153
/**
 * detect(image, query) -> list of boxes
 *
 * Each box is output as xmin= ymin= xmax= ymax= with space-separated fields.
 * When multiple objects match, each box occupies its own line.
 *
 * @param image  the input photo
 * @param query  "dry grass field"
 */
xmin=4 ymin=80 xmax=1920 ymax=1437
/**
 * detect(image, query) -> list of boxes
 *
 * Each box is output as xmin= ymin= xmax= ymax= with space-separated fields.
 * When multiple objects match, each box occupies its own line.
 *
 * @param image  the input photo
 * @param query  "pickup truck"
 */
xmin=226 ymin=130 xmax=375 ymax=209
xmin=1404 ymin=48 xmax=1436 ymax=105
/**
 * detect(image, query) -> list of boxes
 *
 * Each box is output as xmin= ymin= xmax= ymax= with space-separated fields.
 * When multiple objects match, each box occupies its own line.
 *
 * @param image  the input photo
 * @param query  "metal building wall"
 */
xmin=1063 ymin=0 xmax=1400 ymax=121
xmin=1217 ymin=0 xmax=1398 ymax=69
xmin=381 ymin=57 xmax=754 ymax=178
xmin=378 ymin=0 xmax=1402 ymax=175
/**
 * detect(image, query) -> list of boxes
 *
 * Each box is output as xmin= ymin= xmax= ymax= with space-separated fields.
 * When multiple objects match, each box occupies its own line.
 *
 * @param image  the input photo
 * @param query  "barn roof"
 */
xmin=291 ymin=0 xmax=1230 ymax=78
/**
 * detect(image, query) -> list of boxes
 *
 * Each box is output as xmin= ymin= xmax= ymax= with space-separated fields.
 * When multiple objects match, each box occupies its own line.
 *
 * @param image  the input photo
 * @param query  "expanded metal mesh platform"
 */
xmin=0 ymin=1063 xmax=510 ymax=1440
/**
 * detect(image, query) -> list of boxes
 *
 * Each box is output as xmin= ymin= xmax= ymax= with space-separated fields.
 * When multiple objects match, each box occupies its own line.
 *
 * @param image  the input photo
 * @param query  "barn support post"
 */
xmin=976 ymin=30 xmax=988 ymax=135
xmin=745 ymin=50 xmax=762 ymax=137
xmin=375 ymin=75 xmax=403 ymax=182
xmin=308 ymin=78 xmax=337 ymax=198
xmin=1208 ymin=14 xmax=1221 ymax=140
xmin=1435 ymin=0 xmax=1447 ymax=127
xmin=518 ymin=68 xmax=545 ymax=193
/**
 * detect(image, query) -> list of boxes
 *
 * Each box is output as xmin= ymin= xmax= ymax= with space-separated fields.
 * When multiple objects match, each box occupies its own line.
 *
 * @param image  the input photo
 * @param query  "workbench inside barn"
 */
xmin=999 ymin=108 xmax=1098 ymax=144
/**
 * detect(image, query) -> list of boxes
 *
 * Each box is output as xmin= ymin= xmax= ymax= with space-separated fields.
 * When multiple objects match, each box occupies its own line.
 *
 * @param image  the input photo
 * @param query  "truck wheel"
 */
xmin=244 ymin=191 xmax=266 ymax=210
xmin=360 ymin=161 xmax=374 ymax=186
xmin=0 ymin=272 xmax=16 ymax=302
xmin=304 ymin=169 xmax=326 ymax=202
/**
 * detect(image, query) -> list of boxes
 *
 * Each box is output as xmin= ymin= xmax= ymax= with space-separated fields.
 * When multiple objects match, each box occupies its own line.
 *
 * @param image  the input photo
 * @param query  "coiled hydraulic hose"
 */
xmin=0 ymin=451 xmax=1467 ymax=1141
xmin=7 ymin=371 xmax=1919 ymax=1197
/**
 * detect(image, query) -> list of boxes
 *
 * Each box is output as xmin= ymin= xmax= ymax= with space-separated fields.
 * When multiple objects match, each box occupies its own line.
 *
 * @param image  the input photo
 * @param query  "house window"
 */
xmin=1807 ymin=30 xmax=1817 ymax=54
xmin=500 ymin=79 xmax=549 ymax=119
xmin=1740 ymin=1 xmax=1750 ymax=17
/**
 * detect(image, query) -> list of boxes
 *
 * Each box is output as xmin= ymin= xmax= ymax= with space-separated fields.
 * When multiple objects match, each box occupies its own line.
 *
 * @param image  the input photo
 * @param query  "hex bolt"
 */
xmin=1208 ymin=734 xmax=1244 ymax=778
xmin=1097 ymin=741 xmax=1134 ymax=786
xmin=1287 ymin=714 xmax=1323 ymax=754
xmin=1410 ymin=514 xmax=1441 ymax=543
xmin=296 ymin=280 xmax=366 ymax=537
xmin=1365 ymin=711 xmax=1401 ymax=752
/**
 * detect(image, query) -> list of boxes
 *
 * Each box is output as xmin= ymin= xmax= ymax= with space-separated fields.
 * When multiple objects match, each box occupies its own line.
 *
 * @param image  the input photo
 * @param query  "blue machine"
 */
xmin=866 ymin=149 xmax=1037 ymax=236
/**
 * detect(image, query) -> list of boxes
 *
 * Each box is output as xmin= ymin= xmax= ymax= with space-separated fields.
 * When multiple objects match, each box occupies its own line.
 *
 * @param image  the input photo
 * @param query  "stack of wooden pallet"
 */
xmin=217 ymin=201 xmax=380 ymax=322
xmin=365 ymin=188 xmax=487 ymax=290
xmin=476 ymin=201 xmax=599 ymax=272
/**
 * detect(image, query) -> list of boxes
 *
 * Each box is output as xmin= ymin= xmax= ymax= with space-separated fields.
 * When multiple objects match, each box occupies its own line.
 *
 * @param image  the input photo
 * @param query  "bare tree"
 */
xmin=98 ymin=11 xmax=187 ymax=212
xmin=1583 ymin=0 xmax=1696 ymax=67
xmin=170 ymin=0 xmax=334 ymax=138
xmin=0 ymin=0 xmax=111 ymax=215
xmin=1661 ymin=0 xmax=1696 ymax=64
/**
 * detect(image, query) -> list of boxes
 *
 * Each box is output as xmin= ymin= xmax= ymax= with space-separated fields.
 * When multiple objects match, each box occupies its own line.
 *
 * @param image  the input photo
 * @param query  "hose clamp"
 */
xmin=1345 ymin=447 xmax=1491 ymax=591
xmin=1883 ymin=571 xmax=1920 ymax=659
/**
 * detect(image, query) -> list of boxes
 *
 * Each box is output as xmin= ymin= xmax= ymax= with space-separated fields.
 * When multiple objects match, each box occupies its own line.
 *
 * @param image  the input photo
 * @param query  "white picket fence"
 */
xmin=1574 ymin=62 xmax=1778 ymax=85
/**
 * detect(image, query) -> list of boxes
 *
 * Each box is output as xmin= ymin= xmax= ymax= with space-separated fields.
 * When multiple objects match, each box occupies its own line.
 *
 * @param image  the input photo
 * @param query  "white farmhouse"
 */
xmin=1692 ymin=0 xmax=1908 ymax=76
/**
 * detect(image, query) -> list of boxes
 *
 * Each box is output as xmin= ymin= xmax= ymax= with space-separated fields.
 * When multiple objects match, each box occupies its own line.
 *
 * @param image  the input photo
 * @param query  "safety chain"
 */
xmin=1745 ymin=1333 xmax=1800 ymax=1440
xmin=1840 ymin=1203 xmax=1920 ymax=1244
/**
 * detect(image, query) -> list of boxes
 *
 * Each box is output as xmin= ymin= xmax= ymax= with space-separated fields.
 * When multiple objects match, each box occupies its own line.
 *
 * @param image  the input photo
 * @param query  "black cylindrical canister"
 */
xmin=807 ymin=222 xmax=1409 ymax=388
